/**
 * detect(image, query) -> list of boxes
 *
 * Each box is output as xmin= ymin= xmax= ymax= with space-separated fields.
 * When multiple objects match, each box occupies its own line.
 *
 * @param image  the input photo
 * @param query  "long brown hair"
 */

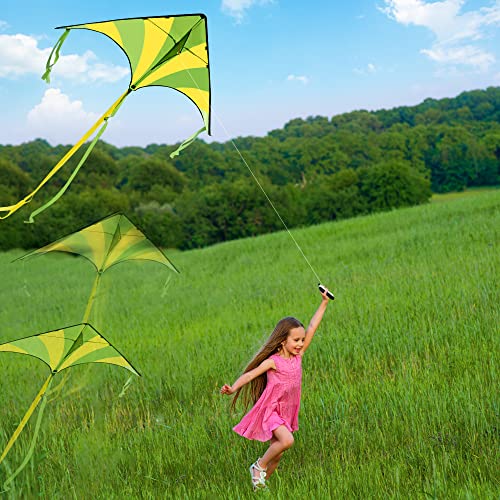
xmin=231 ymin=316 xmax=304 ymax=413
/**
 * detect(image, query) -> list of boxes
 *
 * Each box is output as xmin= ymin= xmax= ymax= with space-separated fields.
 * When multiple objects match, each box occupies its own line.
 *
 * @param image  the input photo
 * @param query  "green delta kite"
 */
xmin=0 ymin=214 xmax=178 ymax=486
xmin=18 ymin=212 xmax=179 ymax=323
xmin=0 ymin=323 xmax=139 ymax=488
xmin=0 ymin=14 xmax=211 ymax=222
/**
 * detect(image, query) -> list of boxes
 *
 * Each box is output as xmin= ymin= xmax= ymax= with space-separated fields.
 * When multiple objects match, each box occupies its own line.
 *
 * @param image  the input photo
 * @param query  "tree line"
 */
xmin=0 ymin=86 xmax=498 ymax=251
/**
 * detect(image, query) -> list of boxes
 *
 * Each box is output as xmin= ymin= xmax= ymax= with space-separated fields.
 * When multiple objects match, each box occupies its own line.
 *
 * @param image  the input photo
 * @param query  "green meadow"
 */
xmin=0 ymin=189 xmax=498 ymax=498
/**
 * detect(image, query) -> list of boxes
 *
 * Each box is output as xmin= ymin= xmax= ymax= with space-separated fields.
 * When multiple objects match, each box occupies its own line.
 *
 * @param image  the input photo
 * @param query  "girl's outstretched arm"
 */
xmin=301 ymin=288 xmax=331 ymax=355
xmin=220 ymin=358 xmax=275 ymax=395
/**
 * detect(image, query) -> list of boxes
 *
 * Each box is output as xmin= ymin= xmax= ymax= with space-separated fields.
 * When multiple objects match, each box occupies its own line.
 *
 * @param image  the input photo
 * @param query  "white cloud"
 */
xmin=221 ymin=0 xmax=273 ymax=21
xmin=381 ymin=0 xmax=500 ymax=70
xmin=353 ymin=63 xmax=378 ymax=75
xmin=287 ymin=74 xmax=310 ymax=85
xmin=421 ymin=44 xmax=494 ymax=70
xmin=0 ymin=33 xmax=128 ymax=82
xmin=27 ymin=88 xmax=98 ymax=145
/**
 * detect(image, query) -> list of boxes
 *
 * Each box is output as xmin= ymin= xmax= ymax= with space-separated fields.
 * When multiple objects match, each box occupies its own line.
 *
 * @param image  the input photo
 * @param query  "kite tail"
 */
xmin=41 ymin=29 xmax=70 ymax=84
xmin=2 ymin=376 xmax=53 ymax=490
xmin=0 ymin=374 xmax=53 ymax=469
xmin=169 ymin=126 xmax=206 ymax=158
xmin=0 ymin=89 xmax=129 ymax=222
xmin=26 ymin=120 xmax=110 ymax=223
xmin=82 ymin=272 xmax=102 ymax=325
xmin=118 ymin=376 xmax=134 ymax=398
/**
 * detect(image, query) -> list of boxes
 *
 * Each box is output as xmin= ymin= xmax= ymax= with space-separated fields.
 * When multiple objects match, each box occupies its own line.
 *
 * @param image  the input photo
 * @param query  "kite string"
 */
xmin=179 ymin=66 xmax=323 ymax=284
xmin=224 ymin=131 xmax=322 ymax=284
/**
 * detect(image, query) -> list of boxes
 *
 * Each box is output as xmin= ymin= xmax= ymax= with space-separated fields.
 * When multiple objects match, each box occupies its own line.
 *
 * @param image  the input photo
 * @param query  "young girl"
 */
xmin=220 ymin=288 xmax=331 ymax=490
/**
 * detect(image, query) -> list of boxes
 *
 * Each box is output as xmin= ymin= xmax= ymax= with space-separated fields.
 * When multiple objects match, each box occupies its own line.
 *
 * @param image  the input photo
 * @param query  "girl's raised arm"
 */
xmin=220 ymin=358 xmax=275 ymax=395
xmin=301 ymin=289 xmax=331 ymax=355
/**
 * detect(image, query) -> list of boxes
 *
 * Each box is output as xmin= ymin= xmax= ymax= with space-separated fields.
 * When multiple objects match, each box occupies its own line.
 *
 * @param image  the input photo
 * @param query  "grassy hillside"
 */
xmin=0 ymin=189 xmax=498 ymax=498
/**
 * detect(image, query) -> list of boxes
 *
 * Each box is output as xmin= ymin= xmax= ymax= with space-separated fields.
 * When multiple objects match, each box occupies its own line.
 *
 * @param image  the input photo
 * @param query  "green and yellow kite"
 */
xmin=19 ymin=212 xmax=179 ymax=323
xmin=0 ymin=14 xmax=211 ymax=222
xmin=1 ymin=213 xmax=179 ymax=487
xmin=0 ymin=323 xmax=139 ymax=488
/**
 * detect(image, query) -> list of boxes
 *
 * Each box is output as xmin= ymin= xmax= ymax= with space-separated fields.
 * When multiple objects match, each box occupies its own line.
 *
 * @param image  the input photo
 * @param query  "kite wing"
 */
xmin=0 ymin=14 xmax=210 ymax=221
xmin=0 ymin=323 xmax=140 ymax=376
xmin=0 ymin=323 xmax=139 ymax=471
xmin=69 ymin=15 xmax=211 ymax=137
xmin=19 ymin=212 xmax=179 ymax=274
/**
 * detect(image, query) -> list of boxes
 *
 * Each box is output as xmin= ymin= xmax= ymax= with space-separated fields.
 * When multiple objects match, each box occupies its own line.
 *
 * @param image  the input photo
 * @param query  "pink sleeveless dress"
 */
xmin=233 ymin=353 xmax=302 ymax=442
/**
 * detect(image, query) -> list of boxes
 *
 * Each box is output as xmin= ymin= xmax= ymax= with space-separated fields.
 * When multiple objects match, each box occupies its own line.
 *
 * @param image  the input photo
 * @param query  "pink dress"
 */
xmin=233 ymin=353 xmax=302 ymax=442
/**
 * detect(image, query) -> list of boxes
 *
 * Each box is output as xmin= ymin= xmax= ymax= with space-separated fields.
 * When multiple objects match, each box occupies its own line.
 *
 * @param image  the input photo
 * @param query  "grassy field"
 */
xmin=0 ymin=189 xmax=498 ymax=498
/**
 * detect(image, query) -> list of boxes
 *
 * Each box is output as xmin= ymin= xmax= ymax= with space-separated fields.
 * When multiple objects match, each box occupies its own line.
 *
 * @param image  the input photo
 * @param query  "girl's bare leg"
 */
xmin=258 ymin=425 xmax=294 ymax=473
xmin=265 ymin=449 xmax=283 ymax=478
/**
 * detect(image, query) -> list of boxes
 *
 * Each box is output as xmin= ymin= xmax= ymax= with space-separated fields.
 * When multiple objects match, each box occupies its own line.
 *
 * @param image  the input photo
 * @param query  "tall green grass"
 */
xmin=0 ymin=190 xmax=498 ymax=498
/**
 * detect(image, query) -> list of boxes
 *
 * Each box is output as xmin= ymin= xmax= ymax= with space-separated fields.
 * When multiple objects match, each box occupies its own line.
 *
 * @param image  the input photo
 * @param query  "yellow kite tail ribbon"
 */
xmin=2 ymin=375 xmax=53 ymax=490
xmin=0 ymin=89 xmax=130 ymax=221
xmin=82 ymin=272 xmax=102 ymax=324
xmin=0 ymin=373 xmax=54 ymax=467
xmin=46 ymin=271 xmax=103 ymax=398
xmin=26 ymin=93 xmax=127 ymax=223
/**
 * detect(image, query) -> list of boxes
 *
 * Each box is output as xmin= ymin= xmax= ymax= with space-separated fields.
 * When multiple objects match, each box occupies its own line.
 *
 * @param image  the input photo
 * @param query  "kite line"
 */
xmin=179 ymin=61 xmax=324 ymax=285
xmin=221 ymin=128 xmax=323 ymax=285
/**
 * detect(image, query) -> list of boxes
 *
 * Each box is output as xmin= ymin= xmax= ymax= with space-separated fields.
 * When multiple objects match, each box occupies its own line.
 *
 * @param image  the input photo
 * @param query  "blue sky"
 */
xmin=1 ymin=0 xmax=499 ymax=147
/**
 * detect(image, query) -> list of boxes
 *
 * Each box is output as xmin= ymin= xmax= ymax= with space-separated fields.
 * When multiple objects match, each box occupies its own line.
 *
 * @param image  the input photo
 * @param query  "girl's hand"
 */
xmin=220 ymin=384 xmax=234 ymax=395
xmin=320 ymin=287 xmax=331 ymax=301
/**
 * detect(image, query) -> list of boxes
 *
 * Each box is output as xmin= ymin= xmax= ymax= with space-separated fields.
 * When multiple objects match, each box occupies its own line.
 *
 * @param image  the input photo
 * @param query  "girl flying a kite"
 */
xmin=220 ymin=287 xmax=331 ymax=491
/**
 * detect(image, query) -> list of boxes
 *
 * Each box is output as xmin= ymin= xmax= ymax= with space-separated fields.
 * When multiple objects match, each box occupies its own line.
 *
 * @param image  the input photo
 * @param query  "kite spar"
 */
xmin=0 ymin=14 xmax=211 ymax=222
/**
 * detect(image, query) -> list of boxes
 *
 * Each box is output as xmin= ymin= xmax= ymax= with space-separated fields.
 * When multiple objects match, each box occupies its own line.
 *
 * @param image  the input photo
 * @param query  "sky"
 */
xmin=1 ymin=0 xmax=499 ymax=148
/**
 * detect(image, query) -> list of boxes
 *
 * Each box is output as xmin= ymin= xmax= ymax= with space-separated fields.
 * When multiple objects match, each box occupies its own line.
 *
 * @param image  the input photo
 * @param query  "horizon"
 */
xmin=3 ymin=84 xmax=496 ymax=150
xmin=1 ymin=0 xmax=499 ymax=148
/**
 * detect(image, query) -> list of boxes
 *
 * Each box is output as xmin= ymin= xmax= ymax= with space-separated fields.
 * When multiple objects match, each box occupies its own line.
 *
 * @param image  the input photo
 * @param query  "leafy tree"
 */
xmin=304 ymin=169 xmax=364 ymax=224
xmin=0 ymin=159 xmax=33 ymax=204
xmin=358 ymin=160 xmax=431 ymax=211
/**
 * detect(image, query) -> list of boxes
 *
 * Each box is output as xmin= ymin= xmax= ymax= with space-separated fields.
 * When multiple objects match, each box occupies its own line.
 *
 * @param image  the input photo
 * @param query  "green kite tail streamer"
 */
xmin=118 ymin=376 xmax=134 ymax=398
xmin=26 ymin=90 xmax=127 ymax=223
xmin=25 ymin=120 xmax=109 ymax=223
xmin=0 ymin=374 xmax=53 ymax=468
xmin=169 ymin=126 xmax=206 ymax=158
xmin=3 ymin=376 xmax=53 ymax=490
xmin=49 ymin=271 xmax=103 ymax=397
xmin=41 ymin=29 xmax=70 ymax=84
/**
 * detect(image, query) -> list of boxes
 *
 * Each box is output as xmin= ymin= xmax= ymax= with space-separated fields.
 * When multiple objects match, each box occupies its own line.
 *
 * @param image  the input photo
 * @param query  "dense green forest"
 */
xmin=0 ymin=86 xmax=498 ymax=250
